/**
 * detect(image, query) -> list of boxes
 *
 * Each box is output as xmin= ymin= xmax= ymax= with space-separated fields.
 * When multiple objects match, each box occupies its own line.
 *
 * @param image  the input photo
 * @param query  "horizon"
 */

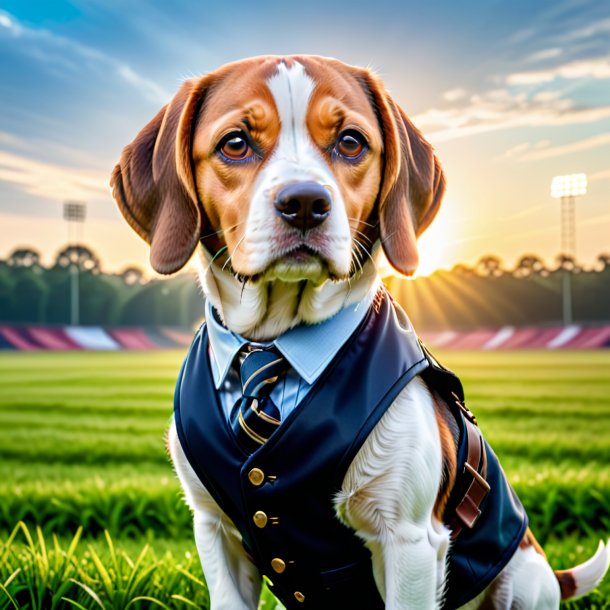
xmin=3 ymin=240 xmax=608 ymax=280
xmin=0 ymin=1 xmax=609 ymax=278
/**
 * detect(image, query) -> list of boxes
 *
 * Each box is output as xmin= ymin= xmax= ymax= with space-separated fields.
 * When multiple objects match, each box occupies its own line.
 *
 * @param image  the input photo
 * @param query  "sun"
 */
xmin=378 ymin=198 xmax=458 ymax=278
xmin=415 ymin=215 xmax=451 ymax=276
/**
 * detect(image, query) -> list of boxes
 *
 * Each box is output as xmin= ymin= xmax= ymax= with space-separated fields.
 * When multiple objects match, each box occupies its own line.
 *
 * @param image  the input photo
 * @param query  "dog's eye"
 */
xmin=218 ymin=132 xmax=253 ymax=161
xmin=336 ymin=131 xmax=367 ymax=160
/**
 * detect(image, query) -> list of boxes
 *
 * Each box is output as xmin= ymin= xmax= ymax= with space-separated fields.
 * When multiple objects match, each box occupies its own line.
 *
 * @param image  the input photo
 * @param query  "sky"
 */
xmin=0 ymin=0 xmax=608 ymax=277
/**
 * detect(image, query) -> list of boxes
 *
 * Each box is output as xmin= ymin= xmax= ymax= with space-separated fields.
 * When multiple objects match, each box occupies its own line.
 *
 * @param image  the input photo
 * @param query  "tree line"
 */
xmin=386 ymin=252 xmax=610 ymax=330
xmin=1 ymin=246 xmax=609 ymax=329
xmin=0 ymin=246 xmax=204 ymax=327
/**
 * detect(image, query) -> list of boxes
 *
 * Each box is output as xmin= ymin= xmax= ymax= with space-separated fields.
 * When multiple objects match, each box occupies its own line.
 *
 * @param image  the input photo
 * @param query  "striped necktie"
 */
xmin=230 ymin=347 xmax=288 ymax=453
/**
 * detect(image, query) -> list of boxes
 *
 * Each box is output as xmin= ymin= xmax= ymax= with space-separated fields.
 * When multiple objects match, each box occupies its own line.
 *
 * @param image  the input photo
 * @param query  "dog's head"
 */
xmin=111 ymin=55 xmax=445 ymax=285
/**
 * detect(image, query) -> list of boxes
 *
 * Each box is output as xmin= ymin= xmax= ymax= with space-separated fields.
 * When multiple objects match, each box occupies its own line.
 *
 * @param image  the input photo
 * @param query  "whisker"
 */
xmin=347 ymin=217 xmax=378 ymax=229
xmin=202 ymin=246 xmax=229 ymax=275
xmin=222 ymin=234 xmax=247 ymax=273
xmin=350 ymin=241 xmax=365 ymax=277
xmin=378 ymin=227 xmax=402 ymax=245
xmin=352 ymin=238 xmax=378 ymax=274
xmin=200 ymin=221 xmax=246 ymax=240
xmin=352 ymin=228 xmax=374 ymax=245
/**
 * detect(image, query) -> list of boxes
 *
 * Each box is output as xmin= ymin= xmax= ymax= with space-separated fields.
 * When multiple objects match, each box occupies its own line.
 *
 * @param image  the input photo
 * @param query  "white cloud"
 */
xmin=442 ymin=88 xmax=467 ymax=102
xmin=532 ymin=91 xmax=562 ymax=103
xmin=502 ymin=142 xmax=532 ymax=159
xmin=557 ymin=16 xmax=610 ymax=43
xmin=497 ymin=139 xmax=552 ymax=161
xmin=517 ymin=132 xmax=610 ymax=162
xmin=0 ymin=10 xmax=170 ymax=104
xmin=116 ymin=65 xmax=171 ymax=104
xmin=507 ymin=57 xmax=610 ymax=85
xmin=0 ymin=11 xmax=21 ymax=34
xmin=0 ymin=131 xmax=25 ymax=147
xmin=414 ymin=88 xmax=610 ymax=143
xmin=589 ymin=168 xmax=610 ymax=183
xmin=525 ymin=48 xmax=562 ymax=63
xmin=0 ymin=150 xmax=108 ymax=201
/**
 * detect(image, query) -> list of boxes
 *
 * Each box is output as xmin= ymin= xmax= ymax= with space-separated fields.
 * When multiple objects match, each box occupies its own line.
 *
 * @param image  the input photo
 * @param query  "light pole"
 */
xmin=550 ymin=174 xmax=587 ymax=326
xmin=63 ymin=201 xmax=87 ymax=326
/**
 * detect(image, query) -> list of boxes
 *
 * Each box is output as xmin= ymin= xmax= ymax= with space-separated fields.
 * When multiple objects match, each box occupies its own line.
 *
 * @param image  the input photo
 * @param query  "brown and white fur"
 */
xmin=111 ymin=55 xmax=609 ymax=609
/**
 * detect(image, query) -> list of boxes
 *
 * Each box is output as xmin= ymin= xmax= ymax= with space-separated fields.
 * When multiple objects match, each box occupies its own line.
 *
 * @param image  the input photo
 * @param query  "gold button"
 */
xmin=248 ymin=468 xmax=264 ymax=486
xmin=253 ymin=511 xmax=268 ymax=528
xmin=271 ymin=558 xmax=286 ymax=573
xmin=294 ymin=591 xmax=305 ymax=603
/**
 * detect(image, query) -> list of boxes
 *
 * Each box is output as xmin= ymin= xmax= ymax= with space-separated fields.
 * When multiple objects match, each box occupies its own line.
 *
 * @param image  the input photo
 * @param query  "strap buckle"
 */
xmin=450 ymin=416 xmax=490 ymax=539
xmin=464 ymin=461 xmax=491 ymax=492
xmin=453 ymin=463 xmax=491 ymax=532
xmin=451 ymin=391 xmax=477 ymax=425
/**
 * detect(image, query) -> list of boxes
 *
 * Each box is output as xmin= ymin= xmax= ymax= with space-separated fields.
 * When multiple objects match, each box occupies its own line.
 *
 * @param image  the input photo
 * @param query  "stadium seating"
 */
xmin=1 ymin=325 xmax=609 ymax=350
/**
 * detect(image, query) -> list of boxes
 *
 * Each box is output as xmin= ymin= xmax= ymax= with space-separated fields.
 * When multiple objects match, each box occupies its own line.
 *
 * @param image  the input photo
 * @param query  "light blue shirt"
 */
xmin=206 ymin=291 xmax=375 ymax=421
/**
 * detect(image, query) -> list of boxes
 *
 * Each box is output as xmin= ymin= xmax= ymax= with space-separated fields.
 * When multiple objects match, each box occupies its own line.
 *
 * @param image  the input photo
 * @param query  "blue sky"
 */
xmin=0 ymin=0 xmax=608 ymax=275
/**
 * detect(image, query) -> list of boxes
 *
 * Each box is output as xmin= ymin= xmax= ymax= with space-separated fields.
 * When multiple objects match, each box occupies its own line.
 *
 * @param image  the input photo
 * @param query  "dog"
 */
xmin=111 ymin=55 xmax=609 ymax=609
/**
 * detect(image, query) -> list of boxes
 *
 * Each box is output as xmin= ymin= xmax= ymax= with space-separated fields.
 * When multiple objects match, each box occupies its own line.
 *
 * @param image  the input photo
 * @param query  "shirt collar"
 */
xmin=206 ymin=289 xmax=375 ymax=389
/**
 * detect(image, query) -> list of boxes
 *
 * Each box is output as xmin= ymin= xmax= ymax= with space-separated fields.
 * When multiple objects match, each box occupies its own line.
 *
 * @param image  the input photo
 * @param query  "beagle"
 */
xmin=111 ymin=55 xmax=609 ymax=609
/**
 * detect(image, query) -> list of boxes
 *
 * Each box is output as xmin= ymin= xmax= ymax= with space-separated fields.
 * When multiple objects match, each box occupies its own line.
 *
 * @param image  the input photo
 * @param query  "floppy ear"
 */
xmin=110 ymin=77 xmax=211 ymax=274
xmin=361 ymin=72 xmax=446 ymax=276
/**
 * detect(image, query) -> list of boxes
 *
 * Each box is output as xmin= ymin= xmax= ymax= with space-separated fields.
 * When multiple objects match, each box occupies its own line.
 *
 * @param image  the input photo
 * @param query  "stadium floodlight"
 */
xmin=550 ymin=174 xmax=587 ymax=327
xmin=63 ymin=201 xmax=87 ymax=326
xmin=63 ymin=201 xmax=87 ymax=222
xmin=550 ymin=173 xmax=587 ymax=199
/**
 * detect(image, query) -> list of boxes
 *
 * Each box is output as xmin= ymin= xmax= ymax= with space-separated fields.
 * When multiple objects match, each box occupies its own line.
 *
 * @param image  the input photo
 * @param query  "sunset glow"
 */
xmin=0 ymin=2 xmax=608 ymax=276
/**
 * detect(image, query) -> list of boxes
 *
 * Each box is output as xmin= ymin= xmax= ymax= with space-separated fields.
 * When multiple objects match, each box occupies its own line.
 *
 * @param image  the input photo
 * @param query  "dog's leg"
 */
xmin=458 ymin=537 xmax=561 ymax=610
xmin=336 ymin=378 xmax=450 ymax=609
xmin=168 ymin=421 xmax=261 ymax=610
xmin=496 ymin=546 xmax=560 ymax=609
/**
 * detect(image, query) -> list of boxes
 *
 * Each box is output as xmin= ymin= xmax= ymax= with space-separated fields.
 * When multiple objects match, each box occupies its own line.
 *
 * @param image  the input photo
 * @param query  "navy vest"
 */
xmin=174 ymin=290 xmax=527 ymax=609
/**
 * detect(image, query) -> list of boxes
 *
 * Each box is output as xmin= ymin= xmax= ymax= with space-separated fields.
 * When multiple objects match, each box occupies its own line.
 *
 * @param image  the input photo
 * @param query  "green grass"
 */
xmin=0 ymin=349 xmax=609 ymax=607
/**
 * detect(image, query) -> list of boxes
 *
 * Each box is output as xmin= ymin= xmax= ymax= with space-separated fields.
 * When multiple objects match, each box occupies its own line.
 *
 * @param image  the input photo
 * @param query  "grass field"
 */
xmin=0 ymin=349 xmax=609 ymax=608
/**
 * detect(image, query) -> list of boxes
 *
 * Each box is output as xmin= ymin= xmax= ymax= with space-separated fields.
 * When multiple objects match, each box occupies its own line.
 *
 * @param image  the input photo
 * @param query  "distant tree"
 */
xmin=451 ymin=263 xmax=476 ymax=277
xmin=13 ymin=270 xmax=48 ymax=323
xmin=121 ymin=282 xmax=167 ymax=325
xmin=0 ymin=267 xmax=15 ymax=321
xmin=555 ymin=254 xmax=581 ymax=273
xmin=513 ymin=254 xmax=547 ymax=278
xmin=596 ymin=253 xmax=610 ymax=271
xmin=119 ymin=275 xmax=203 ymax=326
xmin=120 ymin=267 xmax=145 ymax=286
xmin=45 ymin=268 xmax=71 ymax=324
xmin=55 ymin=245 xmax=100 ymax=272
xmin=7 ymin=248 xmax=41 ymax=268
xmin=475 ymin=255 xmax=503 ymax=277
xmin=79 ymin=273 xmax=122 ymax=325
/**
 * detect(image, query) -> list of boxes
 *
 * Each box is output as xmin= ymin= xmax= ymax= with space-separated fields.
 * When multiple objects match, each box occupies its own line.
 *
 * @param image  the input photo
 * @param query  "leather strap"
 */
xmin=417 ymin=340 xmax=491 ymax=540
xmin=450 ymin=403 xmax=490 ymax=539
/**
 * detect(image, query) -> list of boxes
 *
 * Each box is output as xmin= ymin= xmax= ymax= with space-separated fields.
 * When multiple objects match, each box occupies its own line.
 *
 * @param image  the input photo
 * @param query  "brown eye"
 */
xmin=219 ymin=133 xmax=252 ymax=160
xmin=337 ymin=131 xmax=367 ymax=159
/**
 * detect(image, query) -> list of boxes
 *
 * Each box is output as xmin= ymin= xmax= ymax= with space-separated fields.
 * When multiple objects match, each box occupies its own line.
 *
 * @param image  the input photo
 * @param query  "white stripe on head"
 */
xmin=242 ymin=60 xmax=352 ymax=277
xmin=266 ymin=61 xmax=316 ymax=165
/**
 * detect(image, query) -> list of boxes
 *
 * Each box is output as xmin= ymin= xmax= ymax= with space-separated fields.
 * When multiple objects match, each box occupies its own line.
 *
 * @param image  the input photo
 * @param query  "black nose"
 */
xmin=274 ymin=182 xmax=332 ymax=231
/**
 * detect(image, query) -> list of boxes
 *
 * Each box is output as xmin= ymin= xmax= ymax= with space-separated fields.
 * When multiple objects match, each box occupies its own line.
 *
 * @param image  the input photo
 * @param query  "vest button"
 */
xmin=271 ymin=558 xmax=286 ymax=573
xmin=253 ymin=511 xmax=268 ymax=528
xmin=294 ymin=591 xmax=305 ymax=603
xmin=248 ymin=468 xmax=265 ymax=486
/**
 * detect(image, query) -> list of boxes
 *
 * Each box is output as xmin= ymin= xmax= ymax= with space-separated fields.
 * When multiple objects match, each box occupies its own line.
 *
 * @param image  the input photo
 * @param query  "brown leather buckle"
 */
xmin=464 ymin=462 xmax=491 ymax=491
xmin=453 ymin=465 xmax=491 ymax=531
xmin=450 ymin=416 xmax=490 ymax=539
xmin=451 ymin=392 xmax=477 ymax=425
